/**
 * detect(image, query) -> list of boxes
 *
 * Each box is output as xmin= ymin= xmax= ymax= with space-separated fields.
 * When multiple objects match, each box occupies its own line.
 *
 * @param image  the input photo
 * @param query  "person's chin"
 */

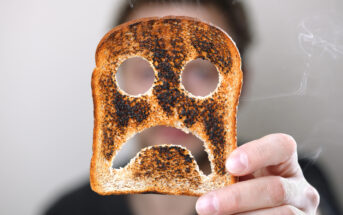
xmin=156 ymin=126 xmax=188 ymax=138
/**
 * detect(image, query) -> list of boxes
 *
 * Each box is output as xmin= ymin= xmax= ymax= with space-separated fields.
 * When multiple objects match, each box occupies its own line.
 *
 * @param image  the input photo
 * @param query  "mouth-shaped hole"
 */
xmin=116 ymin=56 xmax=155 ymax=96
xmin=112 ymin=126 xmax=212 ymax=175
xmin=181 ymin=58 xmax=219 ymax=97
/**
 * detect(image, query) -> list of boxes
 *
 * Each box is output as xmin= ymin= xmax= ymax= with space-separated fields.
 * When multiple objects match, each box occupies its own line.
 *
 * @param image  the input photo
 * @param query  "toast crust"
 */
xmin=90 ymin=16 xmax=242 ymax=196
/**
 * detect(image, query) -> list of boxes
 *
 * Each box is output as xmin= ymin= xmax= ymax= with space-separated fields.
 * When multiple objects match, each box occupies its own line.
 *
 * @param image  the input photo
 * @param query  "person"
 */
xmin=44 ymin=0 xmax=341 ymax=214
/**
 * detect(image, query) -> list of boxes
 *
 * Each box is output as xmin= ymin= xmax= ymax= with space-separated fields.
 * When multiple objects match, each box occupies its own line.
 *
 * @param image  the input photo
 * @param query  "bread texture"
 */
xmin=90 ymin=16 xmax=243 ymax=196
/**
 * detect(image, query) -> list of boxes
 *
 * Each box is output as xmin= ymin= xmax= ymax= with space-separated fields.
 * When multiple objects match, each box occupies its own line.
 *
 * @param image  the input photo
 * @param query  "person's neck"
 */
xmin=128 ymin=193 xmax=197 ymax=215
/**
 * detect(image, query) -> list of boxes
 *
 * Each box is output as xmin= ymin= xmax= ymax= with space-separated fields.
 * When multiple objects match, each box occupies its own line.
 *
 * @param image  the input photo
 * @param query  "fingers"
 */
xmin=196 ymin=176 xmax=292 ymax=214
xmin=196 ymin=133 xmax=319 ymax=215
xmin=196 ymin=176 xmax=318 ymax=215
xmin=235 ymin=205 xmax=305 ymax=215
xmin=226 ymin=133 xmax=300 ymax=177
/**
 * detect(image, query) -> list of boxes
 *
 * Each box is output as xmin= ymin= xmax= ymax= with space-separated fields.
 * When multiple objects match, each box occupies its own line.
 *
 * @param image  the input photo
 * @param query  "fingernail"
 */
xmin=196 ymin=194 xmax=218 ymax=214
xmin=226 ymin=151 xmax=248 ymax=174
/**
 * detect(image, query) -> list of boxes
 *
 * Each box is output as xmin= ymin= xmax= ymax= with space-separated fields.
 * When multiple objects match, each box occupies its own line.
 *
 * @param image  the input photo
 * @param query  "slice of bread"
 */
xmin=90 ymin=16 xmax=243 ymax=196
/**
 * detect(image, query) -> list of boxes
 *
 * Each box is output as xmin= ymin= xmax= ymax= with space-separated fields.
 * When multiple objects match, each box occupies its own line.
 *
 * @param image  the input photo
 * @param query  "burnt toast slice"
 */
xmin=90 ymin=16 xmax=242 ymax=196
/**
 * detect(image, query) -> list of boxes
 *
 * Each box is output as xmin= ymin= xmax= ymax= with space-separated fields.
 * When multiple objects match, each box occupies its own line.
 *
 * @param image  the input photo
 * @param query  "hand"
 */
xmin=196 ymin=133 xmax=320 ymax=215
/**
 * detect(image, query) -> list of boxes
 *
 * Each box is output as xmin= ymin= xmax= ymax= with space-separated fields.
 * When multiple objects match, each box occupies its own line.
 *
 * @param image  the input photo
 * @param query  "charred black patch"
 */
xmin=113 ymin=93 xmax=131 ymax=128
xmin=98 ymin=71 xmax=150 ymax=159
xmin=163 ymin=18 xmax=181 ymax=24
xmin=113 ymin=92 xmax=150 ymax=130
xmin=132 ymin=146 xmax=201 ymax=187
xmin=102 ymin=126 xmax=115 ymax=160
xmin=154 ymin=82 xmax=181 ymax=115
xmin=147 ymin=19 xmax=155 ymax=27
xmin=184 ymin=154 xmax=192 ymax=164
xmin=151 ymin=36 xmax=179 ymax=83
xmin=98 ymin=72 xmax=117 ymax=159
xmin=151 ymin=38 xmax=170 ymax=68
xmin=170 ymin=38 xmax=185 ymax=70
xmin=190 ymin=25 xmax=232 ymax=74
xmin=139 ymin=38 xmax=153 ymax=49
xmin=178 ymin=97 xmax=199 ymax=128
xmin=156 ymin=61 xmax=178 ymax=82
xmin=202 ymin=100 xmax=227 ymax=175
xmin=141 ymin=191 xmax=163 ymax=195
xmin=129 ymin=21 xmax=141 ymax=29
xmin=150 ymin=35 xmax=183 ymax=115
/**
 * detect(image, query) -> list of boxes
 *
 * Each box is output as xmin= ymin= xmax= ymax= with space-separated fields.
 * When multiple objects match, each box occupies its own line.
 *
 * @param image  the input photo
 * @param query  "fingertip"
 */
xmin=227 ymin=134 xmax=299 ymax=175
xmin=196 ymin=193 xmax=218 ymax=214
xmin=226 ymin=150 xmax=248 ymax=175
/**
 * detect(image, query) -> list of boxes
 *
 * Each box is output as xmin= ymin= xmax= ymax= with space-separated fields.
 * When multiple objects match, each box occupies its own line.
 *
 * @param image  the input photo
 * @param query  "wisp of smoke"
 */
xmin=300 ymin=146 xmax=323 ymax=171
xmin=128 ymin=0 xmax=136 ymax=8
xmin=298 ymin=119 xmax=343 ymax=168
xmin=241 ymin=15 xmax=343 ymax=102
xmin=298 ymin=16 xmax=343 ymax=59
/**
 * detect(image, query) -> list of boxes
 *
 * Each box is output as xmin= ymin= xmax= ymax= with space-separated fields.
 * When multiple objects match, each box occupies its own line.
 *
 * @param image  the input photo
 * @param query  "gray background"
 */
xmin=1 ymin=0 xmax=342 ymax=214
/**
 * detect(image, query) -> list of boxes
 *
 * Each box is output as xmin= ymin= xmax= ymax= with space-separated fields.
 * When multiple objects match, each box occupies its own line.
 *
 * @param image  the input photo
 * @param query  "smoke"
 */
xmin=128 ymin=0 xmax=136 ymax=8
xmin=241 ymin=15 xmax=343 ymax=102
xmin=300 ymin=146 xmax=323 ymax=171
xmin=298 ymin=16 xmax=343 ymax=59
xmin=295 ymin=15 xmax=343 ymax=96
xmin=298 ymin=119 xmax=343 ymax=166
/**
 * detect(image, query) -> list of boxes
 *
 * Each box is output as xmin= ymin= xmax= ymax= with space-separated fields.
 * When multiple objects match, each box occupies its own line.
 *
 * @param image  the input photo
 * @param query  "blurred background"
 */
xmin=1 ymin=0 xmax=342 ymax=214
